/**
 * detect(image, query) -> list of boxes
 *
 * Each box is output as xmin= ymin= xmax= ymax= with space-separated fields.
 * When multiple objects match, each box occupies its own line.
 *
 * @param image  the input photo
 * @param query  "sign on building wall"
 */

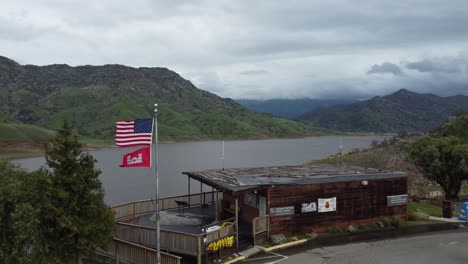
xmin=301 ymin=202 xmax=317 ymax=213
xmin=318 ymin=197 xmax=337 ymax=213
xmin=270 ymin=206 xmax=295 ymax=216
xmin=387 ymin=194 xmax=408 ymax=206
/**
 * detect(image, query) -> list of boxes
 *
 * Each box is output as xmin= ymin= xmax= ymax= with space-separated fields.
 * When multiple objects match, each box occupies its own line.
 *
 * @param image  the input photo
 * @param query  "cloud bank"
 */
xmin=1 ymin=0 xmax=468 ymax=100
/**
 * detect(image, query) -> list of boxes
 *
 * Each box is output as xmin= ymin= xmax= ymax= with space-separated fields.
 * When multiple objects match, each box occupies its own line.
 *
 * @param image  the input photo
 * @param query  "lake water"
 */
xmin=15 ymin=136 xmax=386 ymax=205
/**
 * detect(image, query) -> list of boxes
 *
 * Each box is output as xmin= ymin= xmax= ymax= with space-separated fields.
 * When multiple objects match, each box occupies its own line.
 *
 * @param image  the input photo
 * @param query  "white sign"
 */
xmin=270 ymin=206 xmax=295 ymax=216
xmin=301 ymin=202 xmax=317 ymax=213
xmin=204 ymin=225 xmax=220 ymax=233
xmin=318 ymin=197 xmax=337 ymax=213
xmin=387 ymin=194 xmax=408 ymax=206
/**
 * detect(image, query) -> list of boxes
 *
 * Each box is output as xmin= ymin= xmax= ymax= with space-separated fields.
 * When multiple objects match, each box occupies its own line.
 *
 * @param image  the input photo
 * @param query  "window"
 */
xmin=244 ymin=192 xmax=257 ymax=208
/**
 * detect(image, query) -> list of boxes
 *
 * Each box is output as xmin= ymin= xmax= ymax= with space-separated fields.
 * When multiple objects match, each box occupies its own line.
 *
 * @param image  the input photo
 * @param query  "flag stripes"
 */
xmin=115 ymin=119 xmax=153 ymax=147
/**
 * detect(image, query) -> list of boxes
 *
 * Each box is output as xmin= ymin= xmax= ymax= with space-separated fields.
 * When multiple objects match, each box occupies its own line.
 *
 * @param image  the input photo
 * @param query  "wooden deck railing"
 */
xmin=112 ymin=192 xmax=222 ymax=220
xmin=205 ymin=222 xmax=235 ymax=243
xmin=114 ymin=220 xmax=235 ymax=256
xmin=110 ymin=192 xmax=232 ymax=263
xmin=252 ymin=215 xmax=269 ymax=245
xmin=115 ymin=222 xmax=200 ymax=256
xmin=97 ymin=238 xmax=181 ymax=264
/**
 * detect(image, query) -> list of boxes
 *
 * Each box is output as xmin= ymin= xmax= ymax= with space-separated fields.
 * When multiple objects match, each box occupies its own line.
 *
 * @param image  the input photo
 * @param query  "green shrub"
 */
xmin=357 ymin=224 xmax=369 ymax=231
xmin=408 ymin=212 xmax=418 ymax=221
xmin=378 ymin=217 xmax=392 ymax=227
xmin=261 ymin=240 xmax=274 ymax=248
xmin=366 ymin=222 xmax=378 ymax=230
xmin=391 ymin=218 xmax=402 ymax=228
xmin=327 ymin=226 xmax=344 ymax=233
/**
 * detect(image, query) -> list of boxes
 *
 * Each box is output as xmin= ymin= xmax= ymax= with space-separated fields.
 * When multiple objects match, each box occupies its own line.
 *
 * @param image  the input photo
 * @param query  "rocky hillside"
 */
xmin=298 ymin=89 xmax=468 ymax=133
xmin=0 ymin=56 xmax=326 ymax=141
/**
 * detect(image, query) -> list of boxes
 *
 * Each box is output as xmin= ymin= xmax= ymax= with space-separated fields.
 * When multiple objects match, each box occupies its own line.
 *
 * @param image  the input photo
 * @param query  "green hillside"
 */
xmin=431 ymin=113 xmax=468 ymax=142
xmin=298 ymin=89 xmax=468 ymax=133
xmin=0 ymin=56 xmax=327 ymax=142
xmin=0 ymin=122 xmax=55 ymax=141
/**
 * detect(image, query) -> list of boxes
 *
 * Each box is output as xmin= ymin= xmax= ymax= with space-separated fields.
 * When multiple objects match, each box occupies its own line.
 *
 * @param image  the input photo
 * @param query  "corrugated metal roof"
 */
xmin=183 ymin=165 xmax=407 ymax=193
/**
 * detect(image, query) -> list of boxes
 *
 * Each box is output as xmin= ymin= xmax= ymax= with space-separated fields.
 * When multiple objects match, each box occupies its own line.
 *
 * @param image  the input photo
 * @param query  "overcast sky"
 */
xmin=2 ymin=0 xmax=468 ymax=100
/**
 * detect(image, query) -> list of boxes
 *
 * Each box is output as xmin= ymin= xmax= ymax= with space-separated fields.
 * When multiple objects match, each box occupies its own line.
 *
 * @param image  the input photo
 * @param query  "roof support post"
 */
xmin=188 ymin=176 xmax=191 ymax=206
xmin=235 ymin=197 xmax=239 ymax=253
xmin=200 ymin=181 xmax=203 ymax=206
xmin=215 ymin=190 xmax=219 ymax=222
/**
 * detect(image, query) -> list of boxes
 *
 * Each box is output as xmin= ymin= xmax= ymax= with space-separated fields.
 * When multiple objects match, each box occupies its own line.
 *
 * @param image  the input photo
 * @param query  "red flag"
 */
xmin=120 ymin=147 xmax=151 ymax=168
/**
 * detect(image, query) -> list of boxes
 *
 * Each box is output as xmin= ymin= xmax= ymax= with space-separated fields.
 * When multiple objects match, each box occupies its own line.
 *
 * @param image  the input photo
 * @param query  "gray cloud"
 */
xmin=406 ymin=59 xmax=437 ymax=73
xmin=405 ymin=56 xmax=468 ymax=74
xmin=239 ymin=69 xmax=269 ymax=75
xmin=1 ymin=0 xmax=468 ymax=100
xmin=367 ymin=62 xmax=403 ymax=76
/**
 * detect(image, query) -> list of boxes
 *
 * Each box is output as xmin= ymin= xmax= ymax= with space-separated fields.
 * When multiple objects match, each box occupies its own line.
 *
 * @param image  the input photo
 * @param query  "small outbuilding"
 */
xmin=183 ymin=165 xmax=408 ymax=245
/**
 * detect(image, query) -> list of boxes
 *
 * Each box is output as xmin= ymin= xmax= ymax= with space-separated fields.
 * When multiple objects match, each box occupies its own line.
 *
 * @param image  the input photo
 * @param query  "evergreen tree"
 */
xmin=44 ymin=121 xmax=114 ymax=263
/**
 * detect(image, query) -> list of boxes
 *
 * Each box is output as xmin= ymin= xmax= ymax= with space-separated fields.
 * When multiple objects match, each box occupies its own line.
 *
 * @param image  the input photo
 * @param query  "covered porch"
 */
xmin=182 ymin=169 xmax=271 ymax=248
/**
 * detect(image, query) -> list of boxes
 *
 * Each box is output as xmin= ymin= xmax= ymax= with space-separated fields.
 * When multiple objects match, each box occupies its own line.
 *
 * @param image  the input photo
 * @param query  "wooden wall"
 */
xmin=268 ymin=177 xmax=408 ymax=235
xmin=222 ymin=192 xmax=259 ymax=223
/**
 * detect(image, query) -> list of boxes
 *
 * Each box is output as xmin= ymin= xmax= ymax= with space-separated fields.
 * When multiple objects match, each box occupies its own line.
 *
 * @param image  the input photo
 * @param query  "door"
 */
xmin=259 ymin=195 xmax=266 ymax=216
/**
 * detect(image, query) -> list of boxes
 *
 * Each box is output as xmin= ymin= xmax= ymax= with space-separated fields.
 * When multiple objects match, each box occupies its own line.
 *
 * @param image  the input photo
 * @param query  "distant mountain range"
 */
xmin=298 ymin=89 xmax=468 ymax=133
xmin=236 ymin=98 xmax=355 ymax=118
xmin=0 ymin=56 xmax=327 ymax=142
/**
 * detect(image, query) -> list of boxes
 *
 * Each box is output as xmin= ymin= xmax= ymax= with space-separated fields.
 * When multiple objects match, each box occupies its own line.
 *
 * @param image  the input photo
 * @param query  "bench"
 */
xmin=175 ymin=200 xmax=189 ymax=213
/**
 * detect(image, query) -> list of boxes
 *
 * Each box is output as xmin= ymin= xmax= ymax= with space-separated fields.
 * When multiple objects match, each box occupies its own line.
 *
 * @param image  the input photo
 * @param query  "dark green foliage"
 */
xmin=408 ymin=136 xmax=468 ymax=199
xmin=407 ymin=212 xmax=419 ymax=221
xmin=368 ymin=222 xmax=379 ymax=230
xmin=0 ymin=56 xmax=325 ymax=142
xmin=357 ymin=224 xmax=369 ymax=231
xmin=43 ymin=121 xmax=115 ymax=263
xmin=378 ymin=217 xmax=392 ymax=227
xmin=391 ymin=218 xmax=402 ymax=228
xmin=327 ymin=226 xmax=344 ymax=233
xmin=0 ymin=160 xmax=55 ymax=263
xmin=299 ymin=89 xmax=468 ymax=133
xmin=431 ymin=114 xmax=468 ymax=141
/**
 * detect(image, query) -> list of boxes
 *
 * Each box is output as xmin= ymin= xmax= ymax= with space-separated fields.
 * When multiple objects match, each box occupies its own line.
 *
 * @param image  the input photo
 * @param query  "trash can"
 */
xmin=458 ymin=202 xmax=468 ymax=221
xmin=443 ymin=200 xmax=453 ymax=218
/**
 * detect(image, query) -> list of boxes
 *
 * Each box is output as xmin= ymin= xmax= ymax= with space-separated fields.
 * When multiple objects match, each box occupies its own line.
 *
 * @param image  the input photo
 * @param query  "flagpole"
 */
xmin=154 ymin=103 xmax=161 ymax=264
xmin=222 ymin=140 xmax=225 ymax=171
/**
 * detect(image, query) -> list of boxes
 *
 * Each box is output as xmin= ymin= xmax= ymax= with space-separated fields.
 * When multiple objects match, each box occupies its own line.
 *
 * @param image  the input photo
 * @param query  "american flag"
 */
xmin=115 ymin=119 xmax=153 ymax=147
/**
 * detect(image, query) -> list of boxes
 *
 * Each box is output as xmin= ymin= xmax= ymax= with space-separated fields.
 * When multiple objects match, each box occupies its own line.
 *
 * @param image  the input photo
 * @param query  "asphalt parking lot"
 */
xmin=241 ymin=229 xmax=468 ymax=264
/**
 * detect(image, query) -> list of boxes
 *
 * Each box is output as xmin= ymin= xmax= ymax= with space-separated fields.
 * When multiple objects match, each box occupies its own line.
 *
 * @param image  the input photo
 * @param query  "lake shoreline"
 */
xmin=2 ymin=133 xmax=392 ymax=160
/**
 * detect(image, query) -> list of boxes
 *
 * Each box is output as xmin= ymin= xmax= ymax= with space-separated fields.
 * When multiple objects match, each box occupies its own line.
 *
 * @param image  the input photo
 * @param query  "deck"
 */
xmin=131 ymin=204 xmax=218 ymax=234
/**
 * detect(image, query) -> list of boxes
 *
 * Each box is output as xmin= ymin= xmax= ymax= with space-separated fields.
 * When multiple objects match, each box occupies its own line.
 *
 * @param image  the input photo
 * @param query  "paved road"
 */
xmin=241 ymin=229 xmax=468 ymax=264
